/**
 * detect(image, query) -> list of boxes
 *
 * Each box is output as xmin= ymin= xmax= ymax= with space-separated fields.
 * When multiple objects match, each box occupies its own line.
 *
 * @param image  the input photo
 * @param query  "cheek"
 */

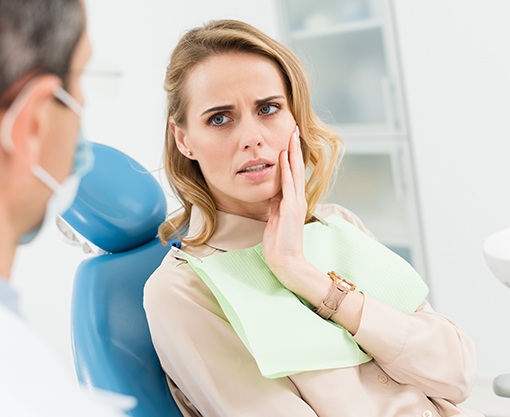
xmin=44 ymin=109 xmax=79 ymax=180
xmin=193 ymin=139 xmax=235 ymax=177
xmin=273 ymin=115 xmax=297 ymax=150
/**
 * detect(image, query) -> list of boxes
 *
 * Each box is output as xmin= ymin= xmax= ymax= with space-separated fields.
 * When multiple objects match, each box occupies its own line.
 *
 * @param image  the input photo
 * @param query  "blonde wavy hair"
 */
xmin=159 ymin=19 xmax=344 ymax=246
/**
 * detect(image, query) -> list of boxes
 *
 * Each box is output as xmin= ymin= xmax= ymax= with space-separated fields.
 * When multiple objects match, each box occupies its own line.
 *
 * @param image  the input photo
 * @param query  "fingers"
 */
xmin=290 ymin=126 xmax=303 ymax=163
xmin=268 ymin=192 xmax=282 ymax=222
xmin=288 ymin=125 xmax=306 ymax=201
xmin=278 ymin=125 xmax=306 ymax=207
xmin=279 ymin=149 xmax=294 ymax=199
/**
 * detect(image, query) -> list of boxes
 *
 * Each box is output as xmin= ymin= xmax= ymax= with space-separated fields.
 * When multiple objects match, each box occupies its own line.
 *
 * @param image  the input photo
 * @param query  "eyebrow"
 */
xmin=200 ymin=95 xmax=286 ymax=117
xmin=201 ymin=104 xmax=234 ymax=117
xmin=255 ymin=95 xmax=285 ymax=106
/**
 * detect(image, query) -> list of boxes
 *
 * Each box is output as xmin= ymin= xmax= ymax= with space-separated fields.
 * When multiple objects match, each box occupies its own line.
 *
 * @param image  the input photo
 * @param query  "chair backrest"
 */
xmin=60 ymin=143 xmax=183 ymax=417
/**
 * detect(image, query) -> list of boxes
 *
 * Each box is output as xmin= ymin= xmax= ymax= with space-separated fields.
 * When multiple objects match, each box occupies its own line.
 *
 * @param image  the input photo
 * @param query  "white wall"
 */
xmin=11 ymin=0 xmax=280 ymax=377
xmin=393 ymin=0 xmax=510 ymax=384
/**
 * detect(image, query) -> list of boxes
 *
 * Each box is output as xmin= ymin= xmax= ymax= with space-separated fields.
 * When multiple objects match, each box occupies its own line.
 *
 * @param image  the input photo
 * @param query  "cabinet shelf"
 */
xmin=334 ymin=131 xmax=407 ymax=146
xmin=333 ymin=124 xmax=404 ymax=138
xmin=290 ymin=19 xmax=383 ymax=41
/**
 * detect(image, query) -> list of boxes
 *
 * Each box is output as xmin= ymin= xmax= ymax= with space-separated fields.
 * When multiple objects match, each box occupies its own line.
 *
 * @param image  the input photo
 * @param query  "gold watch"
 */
xmin=314 ymin=271 xmax=356 ymax=320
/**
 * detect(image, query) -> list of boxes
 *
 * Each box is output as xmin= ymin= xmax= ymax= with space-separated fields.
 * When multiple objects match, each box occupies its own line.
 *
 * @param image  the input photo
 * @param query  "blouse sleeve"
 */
xmin=324 ymin=204 xmax=477 ymax=403
xmin=353 ymin=297 xmax=476 ymax=403
xmin=143 ymin=253 xmax=318 ymax=417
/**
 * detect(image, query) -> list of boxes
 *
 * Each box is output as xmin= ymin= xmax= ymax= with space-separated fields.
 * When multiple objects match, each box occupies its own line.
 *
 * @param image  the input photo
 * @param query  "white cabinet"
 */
xmin=278 ymin=0 xmax=427 ymax=278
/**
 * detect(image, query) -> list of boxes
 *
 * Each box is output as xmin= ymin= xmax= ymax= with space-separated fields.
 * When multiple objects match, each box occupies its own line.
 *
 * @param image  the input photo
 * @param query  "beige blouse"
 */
xmin=144 ymin=204 xmax=483 ymax=417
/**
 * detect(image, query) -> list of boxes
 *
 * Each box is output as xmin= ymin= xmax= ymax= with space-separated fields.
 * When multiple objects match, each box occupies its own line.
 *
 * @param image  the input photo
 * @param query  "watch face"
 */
xmin=328 ymin=271 xmax=356 ymax=292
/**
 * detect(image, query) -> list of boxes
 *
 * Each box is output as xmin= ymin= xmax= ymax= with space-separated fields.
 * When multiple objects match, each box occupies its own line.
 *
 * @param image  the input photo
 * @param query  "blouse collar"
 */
xmin=188 ymin=205 xmax=267 ymax=252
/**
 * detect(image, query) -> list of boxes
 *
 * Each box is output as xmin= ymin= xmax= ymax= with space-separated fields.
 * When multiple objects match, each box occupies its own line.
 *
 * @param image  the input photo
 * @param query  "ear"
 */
xmin=169 ymin=120 xmax=194 ymax=159
xmin=5 ymin=75 xmax=61 ymax=166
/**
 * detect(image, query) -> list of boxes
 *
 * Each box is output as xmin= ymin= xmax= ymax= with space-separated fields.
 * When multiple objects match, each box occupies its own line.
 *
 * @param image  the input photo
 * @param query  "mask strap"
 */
xmin=35 ymin=89 xmax=83 ymax=192
xmin=0 ymin=80 xmax=82 ymax=153
xmin=31 ymin=165 xmax=61 ymax=193
xmin=0 ymin=79 xmax=83 ymax=194
xmin=53 ymin=87 xmax=82 ymax=117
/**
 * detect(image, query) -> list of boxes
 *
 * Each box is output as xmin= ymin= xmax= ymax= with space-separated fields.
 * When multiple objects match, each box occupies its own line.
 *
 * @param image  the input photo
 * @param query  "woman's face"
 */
xmin=172 ymin=52 xmax=297 ymax=220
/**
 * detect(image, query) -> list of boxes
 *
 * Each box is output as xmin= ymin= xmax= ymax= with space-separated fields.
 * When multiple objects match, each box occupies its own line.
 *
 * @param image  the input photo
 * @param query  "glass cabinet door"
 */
xmin=325 ymin=141 xmax=424 ymax=272
xmin=277 ymin=0 xmax=427 ymax=277
xmin=280 ymin=0 xmax=396 ymax=132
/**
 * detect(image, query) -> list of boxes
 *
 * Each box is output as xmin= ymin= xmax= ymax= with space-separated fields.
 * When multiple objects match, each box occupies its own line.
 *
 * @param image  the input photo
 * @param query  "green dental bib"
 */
xmin=178 ymin=214 xmax=428 ymax=379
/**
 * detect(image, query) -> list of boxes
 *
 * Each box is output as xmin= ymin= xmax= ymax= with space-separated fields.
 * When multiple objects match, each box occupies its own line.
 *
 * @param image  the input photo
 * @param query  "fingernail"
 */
xmin=293 ymin=127 xmax=298 ymax=142
xmin=295 ymin=125 xmax=300 ymax=140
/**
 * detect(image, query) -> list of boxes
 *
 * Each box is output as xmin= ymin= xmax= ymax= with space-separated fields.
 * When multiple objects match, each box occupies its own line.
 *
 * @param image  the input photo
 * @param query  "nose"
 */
xmin=243 ymin=137 xmax=263 ymax=150
xmin=241 ymin=119 xmax=264 ymax=151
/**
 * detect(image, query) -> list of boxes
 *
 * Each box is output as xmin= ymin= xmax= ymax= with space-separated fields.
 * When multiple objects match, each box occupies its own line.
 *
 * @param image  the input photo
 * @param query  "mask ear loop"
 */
xmin=0 ymin=78 xmax=82 ymax=152
xmin=31 ymin=165 xmax=61 ymax=193
xmin=33 ymin=88 xmax=83 ymax=193
xmin=53 ymin=87 xmax=82 ymax=117
xmin=0 ymin=78 xmax=83 ymax=193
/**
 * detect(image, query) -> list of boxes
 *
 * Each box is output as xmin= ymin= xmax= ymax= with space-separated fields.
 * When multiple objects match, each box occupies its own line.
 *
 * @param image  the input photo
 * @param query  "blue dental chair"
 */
xmin=59 ymin=143 xmax=184 ymax=417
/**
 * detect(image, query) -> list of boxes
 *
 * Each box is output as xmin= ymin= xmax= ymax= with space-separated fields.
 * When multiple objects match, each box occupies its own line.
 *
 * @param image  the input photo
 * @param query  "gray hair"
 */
xmin=0 ymin=0 xmax=84 ymax=100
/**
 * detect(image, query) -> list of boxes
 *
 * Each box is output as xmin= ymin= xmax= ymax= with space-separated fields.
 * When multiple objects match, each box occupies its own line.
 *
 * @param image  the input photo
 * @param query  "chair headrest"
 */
xmin=60 ymin=142 xmax=167 ymax=253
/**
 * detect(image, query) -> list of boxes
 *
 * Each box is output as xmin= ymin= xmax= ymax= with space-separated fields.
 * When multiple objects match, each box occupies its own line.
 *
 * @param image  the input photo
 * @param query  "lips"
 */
xmin=236 ymin=159 xmax=275 ymax=181
xmin=237 ymin=159 xmax=274 ymax=174
xmin=238 ymin=163 xmax=272 ymax=173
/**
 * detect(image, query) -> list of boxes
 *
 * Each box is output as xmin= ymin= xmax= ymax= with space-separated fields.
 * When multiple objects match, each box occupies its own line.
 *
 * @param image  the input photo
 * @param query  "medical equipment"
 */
xmin=483 ymin=228 xmax=510 ymax=398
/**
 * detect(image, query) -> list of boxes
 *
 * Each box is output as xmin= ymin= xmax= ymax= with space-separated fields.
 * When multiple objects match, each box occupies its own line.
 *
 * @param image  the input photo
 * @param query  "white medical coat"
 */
xmin=0 ymin=278 xmax=128 ymax=417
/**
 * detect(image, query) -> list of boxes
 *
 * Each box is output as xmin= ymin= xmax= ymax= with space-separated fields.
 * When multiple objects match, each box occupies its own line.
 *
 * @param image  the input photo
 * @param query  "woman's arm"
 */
xmin=266 ymin=219 xmax=476 ymax=403
xmin=353 ymin=296 xmax=477 ymax=403
xmin=262 ymin=127 xmax=476 ymax=403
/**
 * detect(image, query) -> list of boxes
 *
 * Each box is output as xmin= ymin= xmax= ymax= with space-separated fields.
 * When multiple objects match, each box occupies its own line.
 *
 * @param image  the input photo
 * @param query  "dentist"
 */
xmin=0 ymin=0 xmax=125 ymax=415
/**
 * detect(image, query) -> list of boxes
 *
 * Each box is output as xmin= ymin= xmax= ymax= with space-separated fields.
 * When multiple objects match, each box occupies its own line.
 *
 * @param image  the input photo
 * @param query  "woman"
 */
xmin=144 ymin=20 xmax=482 ymax=417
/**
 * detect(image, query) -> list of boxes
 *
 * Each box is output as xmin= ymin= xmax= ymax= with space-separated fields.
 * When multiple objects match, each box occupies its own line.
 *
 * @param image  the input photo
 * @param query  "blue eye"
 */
xmin=259 ymin=104 xmax=279 ymax=115
xmin=209 ymin=114 xmax=231 ymax=126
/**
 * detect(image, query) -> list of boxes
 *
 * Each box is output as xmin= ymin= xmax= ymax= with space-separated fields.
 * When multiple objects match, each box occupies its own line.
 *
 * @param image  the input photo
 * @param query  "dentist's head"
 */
xmin=0 ymin=0 xmax=92 ymax=278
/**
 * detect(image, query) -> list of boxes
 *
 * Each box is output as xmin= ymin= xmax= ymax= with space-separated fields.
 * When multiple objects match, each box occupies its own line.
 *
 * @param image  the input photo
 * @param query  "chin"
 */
xmin=213 ymin=181 xmax=281 ymax=208
xmin=253 ymin=180 xmax=282 ymax=197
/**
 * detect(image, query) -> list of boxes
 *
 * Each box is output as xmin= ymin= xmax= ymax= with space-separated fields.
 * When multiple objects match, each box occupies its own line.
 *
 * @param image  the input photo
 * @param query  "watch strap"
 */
xmin=314 ymin=279 xmax=349 ymax=320
xmin=314 ymin=271 xmax=356 ymax=320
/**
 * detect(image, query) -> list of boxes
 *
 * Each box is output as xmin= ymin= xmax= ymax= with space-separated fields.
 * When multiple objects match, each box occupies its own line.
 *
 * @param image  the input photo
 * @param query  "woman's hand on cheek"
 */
xmin=262 ymin=126 xmax=311 ymax=291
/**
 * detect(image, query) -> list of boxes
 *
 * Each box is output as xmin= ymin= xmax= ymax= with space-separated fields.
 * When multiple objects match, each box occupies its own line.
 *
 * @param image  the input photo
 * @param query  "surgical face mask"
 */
xmin=0 ymin=79 xmax=94 ymax=244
